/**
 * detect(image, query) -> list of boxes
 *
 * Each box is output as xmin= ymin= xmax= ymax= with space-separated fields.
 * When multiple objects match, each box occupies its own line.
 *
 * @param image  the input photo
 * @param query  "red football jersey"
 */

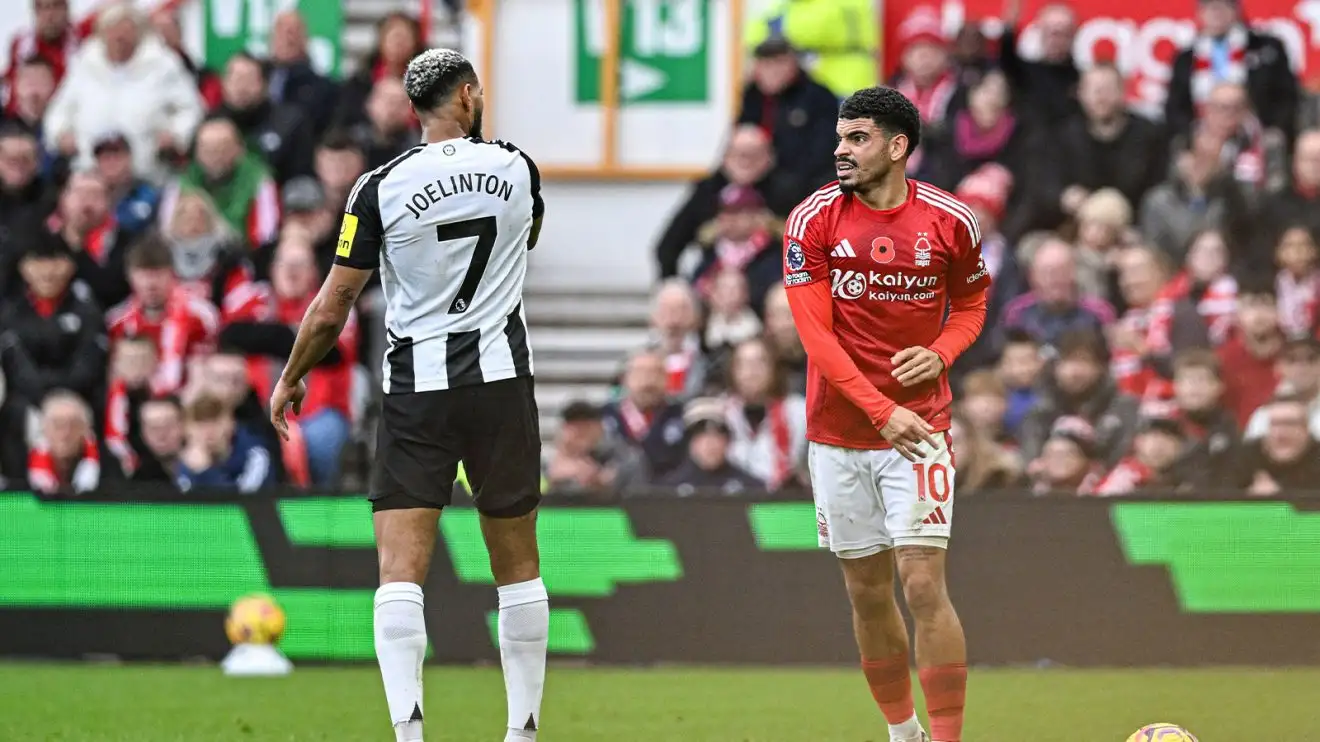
xmin=783 ymin=180 xmax=992 ymax=449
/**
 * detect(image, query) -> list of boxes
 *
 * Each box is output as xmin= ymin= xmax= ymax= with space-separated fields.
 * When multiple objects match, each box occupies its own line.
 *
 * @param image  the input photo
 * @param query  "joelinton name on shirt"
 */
xmin=404 ymin=172 xmax=515 ymax=219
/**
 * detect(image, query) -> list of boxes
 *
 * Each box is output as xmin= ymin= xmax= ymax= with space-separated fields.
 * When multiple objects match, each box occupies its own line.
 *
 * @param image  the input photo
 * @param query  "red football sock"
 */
xmin=919 ymin=663 xmax=967 ymax=742
xmin=861 ymin=653 xmax=915 ymax=725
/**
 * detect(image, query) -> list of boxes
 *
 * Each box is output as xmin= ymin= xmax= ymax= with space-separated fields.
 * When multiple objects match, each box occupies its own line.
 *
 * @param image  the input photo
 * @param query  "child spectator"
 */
xmin=1027 ymin=416 xmax=1103 ymax=495
xmin=1168 ymin=349 xmax=1239 ymax=487
xmin=996 ymin=330 xmax=1043 ymax=437
xmin=1217 ymin=278 xmax=1283 ymax=428
xmin=703 ymin=268 xmax=762 ymax=358
xmin=175 ymin=392 xmax=272 ymax=492
xmin=1092 ymin=417 xmax=1187 ymax=495
xmin=654 ymin=399 xmax=763 ymax=496
xmin=26 ymin=389 xmax=100 ymax=494
xmin=948 ymin=413 xmax=1020 ymax=493
xmin=1273 ymin=224 xmax=1320 ymax=338
xmin=107 ymin=234 xmax=219 ymax=396
xmin=722 ymin=338 xmax=807 ymax=491
xmin=958 ymin=369 xmax=1009 ymax=444
xmin=187 ymin=350 xmax=283 ymax=483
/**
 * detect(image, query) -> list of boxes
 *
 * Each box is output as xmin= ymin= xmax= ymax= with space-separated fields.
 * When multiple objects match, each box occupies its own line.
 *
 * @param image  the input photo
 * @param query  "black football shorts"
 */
xmin=369 ymin=376 xmax=542 ymax=517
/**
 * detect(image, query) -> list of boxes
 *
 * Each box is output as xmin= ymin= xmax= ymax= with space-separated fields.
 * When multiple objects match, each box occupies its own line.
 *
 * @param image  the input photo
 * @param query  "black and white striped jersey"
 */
xmin=334 ymin=137 xmax=544 ymax=394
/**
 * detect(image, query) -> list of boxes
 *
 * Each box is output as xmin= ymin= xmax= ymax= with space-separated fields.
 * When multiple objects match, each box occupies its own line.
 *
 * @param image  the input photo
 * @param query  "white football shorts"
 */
xmin=807 ymin=433 xmax=955 ymax=559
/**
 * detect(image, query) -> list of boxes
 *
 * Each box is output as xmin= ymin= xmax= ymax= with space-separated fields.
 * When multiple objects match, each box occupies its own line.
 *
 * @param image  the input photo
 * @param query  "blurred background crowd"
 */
xmin=2 ymin=0 xmax=1319 ymax=499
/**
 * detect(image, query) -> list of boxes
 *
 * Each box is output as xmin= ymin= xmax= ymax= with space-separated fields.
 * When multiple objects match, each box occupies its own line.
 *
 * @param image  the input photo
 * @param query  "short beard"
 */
xmin=469 ymin=110 xmax=484 ymax=140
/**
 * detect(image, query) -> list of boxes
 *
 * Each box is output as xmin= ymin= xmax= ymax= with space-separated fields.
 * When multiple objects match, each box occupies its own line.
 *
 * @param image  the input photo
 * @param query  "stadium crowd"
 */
xmin=1 ymin=0 xmax=1318 ymax=499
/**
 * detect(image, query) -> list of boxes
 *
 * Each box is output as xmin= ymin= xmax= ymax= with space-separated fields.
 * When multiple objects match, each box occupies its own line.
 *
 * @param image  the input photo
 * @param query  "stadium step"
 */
xmin=524 ymin=291 xmax=652 ymax=327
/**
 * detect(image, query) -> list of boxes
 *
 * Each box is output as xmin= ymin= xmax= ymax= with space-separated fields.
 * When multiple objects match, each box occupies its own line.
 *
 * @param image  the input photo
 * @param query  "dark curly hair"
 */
xmin=838 ymin=86 xmax=922 ymax=156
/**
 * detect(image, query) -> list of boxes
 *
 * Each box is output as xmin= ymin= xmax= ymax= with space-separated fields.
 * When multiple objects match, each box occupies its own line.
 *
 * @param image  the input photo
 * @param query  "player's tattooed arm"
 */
xmin=332 ymin=284 xmax=359 ymax=308
xmin=280 ymin=265 xmax=373 ymax=385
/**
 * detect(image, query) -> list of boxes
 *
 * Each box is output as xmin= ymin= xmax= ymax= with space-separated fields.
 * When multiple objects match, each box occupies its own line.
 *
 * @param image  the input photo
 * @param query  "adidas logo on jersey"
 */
xmin=831 ymin=239 xmax=858 ymax=258
xmin=920 ymin=507 xmax=948 ymax=525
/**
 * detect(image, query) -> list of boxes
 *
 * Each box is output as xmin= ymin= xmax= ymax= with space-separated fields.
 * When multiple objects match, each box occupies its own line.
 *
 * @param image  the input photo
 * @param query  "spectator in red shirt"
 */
xmin=103 ymin=334 xmax=155 ymax=476
xmin=1217 ymin=278 xmax=1283 ymax=428
xmin=26 ymin=389 xmax=101 ymax=494
xmin=5 ymin=0 xmax=91 ymax=108
xmin=220 ymin=228 xmax=356 ymax=486
xmin=1093 ymin=416 xmax=1188 ymax=495
xmin=106 ymin=234 xmax=219 ymax=397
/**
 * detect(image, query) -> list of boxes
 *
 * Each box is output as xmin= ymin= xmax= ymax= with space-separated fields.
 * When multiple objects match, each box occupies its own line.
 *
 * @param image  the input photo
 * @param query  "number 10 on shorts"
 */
xmin=912 ymin=462 xmax=951 ymax=502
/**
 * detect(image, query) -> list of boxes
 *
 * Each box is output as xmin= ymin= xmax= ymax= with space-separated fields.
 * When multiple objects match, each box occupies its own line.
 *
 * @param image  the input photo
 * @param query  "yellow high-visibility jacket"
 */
xmin=744 ymin=0 xmax=880 ymax=97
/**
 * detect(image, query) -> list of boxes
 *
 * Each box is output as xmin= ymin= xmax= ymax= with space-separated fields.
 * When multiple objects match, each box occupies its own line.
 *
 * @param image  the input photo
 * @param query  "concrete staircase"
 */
xmin=523 ymin=289 xmax=653 ymax=441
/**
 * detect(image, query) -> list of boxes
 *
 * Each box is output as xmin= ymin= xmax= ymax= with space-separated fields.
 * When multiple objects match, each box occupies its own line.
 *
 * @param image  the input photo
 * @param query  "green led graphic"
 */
xmin=278 ymin=497 xmax=376 ymax=546
xmin=746 ymin=502 xmax=819 ymax=550
xmin=440 ymin=508 xmax=684 ymax=596
xmin=1111 ymin=502 xmax=1320 ymax=612
xmin=0 ymin=494 xmax=268 ymax=606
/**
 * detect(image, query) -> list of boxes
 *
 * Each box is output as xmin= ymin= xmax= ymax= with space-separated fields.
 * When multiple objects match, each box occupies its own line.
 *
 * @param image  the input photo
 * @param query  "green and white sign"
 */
xmin=574 ymin=0 xmax=710 ymax=104
xmin=202 ymin=0 xmax=343 ymax=78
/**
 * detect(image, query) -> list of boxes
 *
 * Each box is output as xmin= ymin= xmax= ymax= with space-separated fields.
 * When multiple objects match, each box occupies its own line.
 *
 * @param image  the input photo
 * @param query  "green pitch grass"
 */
xmin=0 ymin=664 xmax=1313 ymax=741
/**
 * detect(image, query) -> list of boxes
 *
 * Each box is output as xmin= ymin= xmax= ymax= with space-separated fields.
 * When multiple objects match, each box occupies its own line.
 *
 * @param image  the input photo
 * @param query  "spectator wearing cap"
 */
xmin=1165 ymin=0 xmax=1297 ymax=146
xmin=1092 ymin=416 xmax=1188 ymax=495
xmin=1002 ymin=238 xmax=1116 ymax=351
xmin=46 ymin=168 xmax=129 ymax=307
xmin=890 ymin=7 xmax=964 ymax=148
xmin=951 ymin=164 xmax=1023 ymax=371
xmin=5 ymin=0 xmax=93 ymax=103
xmin=1167 ymin=348 xmax=1239 ymax=487
xmin=601 ymin=348 xmax=689 ymax=481
xmin=349 ymin=77 xmax=422 ymax=171
xmin=218 ymin=229 xmax=357 ymax=487
xmin=1217 ymin=278 xmax=1283 ymax=428
xmin=654 ymin=124 xmax=803 ymax=279
xmin=175 ymin=392 xmax=273 ymax=493
xmin=267 ymin=10 xmax=339 ymax=136
xmin=106 ymin=234 xmax=219 ymax=397
xmin=647 ymin=280 xmax=709 ymax=399
xmin=334 ymin=12 xmax=424 ymax=131
xmin=1140 ymin=126 xmax=1251 ymax=261
xmin=162 ymin=115 xmax=281 ymax=249
xmin=545 ymin=400 xmax=643 ymax=497
xmin=43 ymin=2 xmax=203 ymax=185
xmin=1020 ymin=329 xmax=1139 ymax=467
xmin=1255 ymin=130 xmax=1320 ymax=240
xmin=997 ymin=1 xmax=1080 ymax=127
xmin=1027 ymin=416 xmax=1103 ymax=494
xmin=743 ymin=0 xmax=878 ymax=98
xmin=736 ymin=38 xmax=840 ymax=192
xmin=654 ymin=398 xmax=764 ymax=496
xmin=1056 ymin=65 xmax=1168 ymax=226
xmin=721 ymin=338 xmax=807 ymax=491
xmin=690 ymin=184 xmax=781 ymax=314
xmin=25 ymin=390 xmax=102 ymax=494
xmin=93 ymin=132 xmax=159 ymax=238
xmin=215 ymin=52 xmax=315 ymax=185
xmin=1234 ymin=393 xmax=1320 ymax=494
xmin=0 ymin=230 xmax=107 ymax=413
xmin=948 ymin=412 xmax=1020 ymax=493
xmin=1242 ymin=336 xmax=1320 ymax=440
xmin=157 ymin=188 xmax=268 ymax=323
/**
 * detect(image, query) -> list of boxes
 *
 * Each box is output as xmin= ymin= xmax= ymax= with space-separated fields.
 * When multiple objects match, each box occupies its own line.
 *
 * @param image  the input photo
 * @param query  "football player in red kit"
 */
xmin=783 ymin=87 xmax=990 ymax=742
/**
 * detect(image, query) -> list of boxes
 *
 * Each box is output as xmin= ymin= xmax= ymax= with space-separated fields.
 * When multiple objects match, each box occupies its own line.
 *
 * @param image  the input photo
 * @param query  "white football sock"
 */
xmin=375 ymin=582 xmax=427 ymax=742
xmin=890 ymin=713 xmax=925 ymax=741
xmin=498 ymin=577 xmax=549 ymax=741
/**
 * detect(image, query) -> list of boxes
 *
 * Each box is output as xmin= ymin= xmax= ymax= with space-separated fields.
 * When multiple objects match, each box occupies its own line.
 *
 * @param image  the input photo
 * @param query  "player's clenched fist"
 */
xmin=879 ymin=406 xmax=938 ymax=461
xmin=891 ymin=346 xmax=944 ymax=387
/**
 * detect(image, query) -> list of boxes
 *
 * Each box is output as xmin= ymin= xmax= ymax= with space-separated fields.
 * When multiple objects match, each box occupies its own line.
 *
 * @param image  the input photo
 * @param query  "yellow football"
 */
xmin=224 ymin=594 xmax=286 ymax=646
xmin=1126 ymin=723 xmax=1198 ymax=742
